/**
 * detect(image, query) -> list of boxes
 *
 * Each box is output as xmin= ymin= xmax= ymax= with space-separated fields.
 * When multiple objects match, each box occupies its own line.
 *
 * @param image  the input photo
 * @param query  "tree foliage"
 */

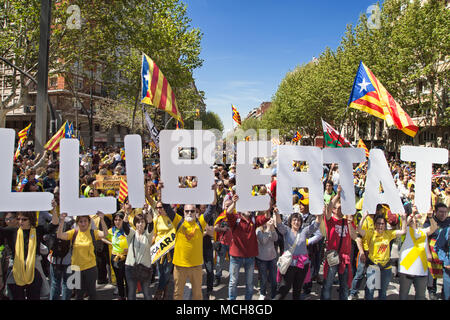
xmin=261 ymin=0 xmax=449 ymax=142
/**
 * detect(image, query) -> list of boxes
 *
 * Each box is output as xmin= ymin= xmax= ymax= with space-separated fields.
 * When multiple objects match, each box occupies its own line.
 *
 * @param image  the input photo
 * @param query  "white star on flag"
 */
xmin=358 ymin=78 xmax=370 ymax=93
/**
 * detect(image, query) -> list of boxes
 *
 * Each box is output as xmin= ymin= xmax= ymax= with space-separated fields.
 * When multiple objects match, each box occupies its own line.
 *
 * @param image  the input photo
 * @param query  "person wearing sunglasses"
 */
xmin=358 ymin=209 xmax=407 ymax=300
xmin=159 ymin=182 xmax=217 ymax=300
xmin=0 ymin=206 xmax=59 ymax=300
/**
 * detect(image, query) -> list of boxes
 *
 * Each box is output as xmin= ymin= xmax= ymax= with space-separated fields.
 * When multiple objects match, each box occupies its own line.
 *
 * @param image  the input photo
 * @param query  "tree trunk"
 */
xmin=0 ymin=109 xmax=8 ymax=128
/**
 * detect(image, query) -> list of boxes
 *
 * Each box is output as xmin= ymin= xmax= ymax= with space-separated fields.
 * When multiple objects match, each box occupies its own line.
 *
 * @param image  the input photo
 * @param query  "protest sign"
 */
xmin=60 ymin=139 xmax=116 ymax=216
xmin=150 ymin=230 xmax=176 ymax=264
xmin=0 ymin=129 xmax=447 ymax=216
xmin=159 ymin=130 xmax=215 ymax=205
xmin=95 ymin=175 xmax=126 ymax=190
xmin=236 ymin=141 xmax=272 ymax=212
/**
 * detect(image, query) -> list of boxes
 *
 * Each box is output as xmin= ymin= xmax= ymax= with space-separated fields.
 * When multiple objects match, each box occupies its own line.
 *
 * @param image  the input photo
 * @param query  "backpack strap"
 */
xmin=71 ymin=229 xmax=79 ymax=247
xmin=176 ymin=217 xmax=203 ymax=234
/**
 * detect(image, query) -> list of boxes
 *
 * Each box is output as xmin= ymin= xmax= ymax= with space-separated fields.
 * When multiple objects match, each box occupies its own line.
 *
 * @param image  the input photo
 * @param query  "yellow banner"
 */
xmin=150 ymin=230 xmax=176 ymax=264
xmin=95 ymin=175 xmax=127 ymax=190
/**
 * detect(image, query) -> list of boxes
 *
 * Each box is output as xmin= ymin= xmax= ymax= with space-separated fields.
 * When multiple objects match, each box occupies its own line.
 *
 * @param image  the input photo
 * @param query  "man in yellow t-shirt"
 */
xmin=161 ymin=183 xmax=217 ymax=300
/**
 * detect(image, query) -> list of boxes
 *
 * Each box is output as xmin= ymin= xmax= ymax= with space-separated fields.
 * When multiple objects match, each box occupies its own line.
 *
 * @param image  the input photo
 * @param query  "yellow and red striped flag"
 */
xmin=44 ymin=121 xmax=67 ymax=153
xmin=292 ymin=131 xmax=302 ymax=143
xmin=118 ymin=177 xmax=128 ymax=203
xmin=14 ymin=142 xmax=22 ymax=161
xmin=348 ymin=62 xmax=418 ymax=137
xmin=120 ymin=148 xmax=126 ymax=161
xmin=18 ymin=122 xmax=32 ymax=142
xmin=141 ymin=53 xmax=183 ymax=126
xmin=232 ymin=104 xmax=241 ymax=125
xmin=357 ymin=139 xmax=370 ymax=158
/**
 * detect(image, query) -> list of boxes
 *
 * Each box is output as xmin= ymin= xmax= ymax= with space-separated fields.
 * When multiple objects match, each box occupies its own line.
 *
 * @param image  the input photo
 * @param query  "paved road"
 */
xmin=93 ymin=261 xmax=444 ymax=301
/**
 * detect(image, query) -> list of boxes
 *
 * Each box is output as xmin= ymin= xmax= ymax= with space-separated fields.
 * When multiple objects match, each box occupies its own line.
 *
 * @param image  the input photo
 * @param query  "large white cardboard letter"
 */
xmin=60 ymin=139 xmax=116 ymax=216
xmin=124 ymin=135 xmax=145 ymax=208
xmin=362 ymin=149 xmax=404 ymax=215
xmin=0 ymin=129 xmax=53 ymax=211
xmin=236 ymin=141 xmax=272 ymax=212
xmin=277 ymin=146 xmax=323 ymax=215
xmin=323 ymin=148 xmax=365 ymax=215
xmin=159 ymin=130 xmax=215 ymax=204
xmin=400 ymin=146 xmax=448 ymax=213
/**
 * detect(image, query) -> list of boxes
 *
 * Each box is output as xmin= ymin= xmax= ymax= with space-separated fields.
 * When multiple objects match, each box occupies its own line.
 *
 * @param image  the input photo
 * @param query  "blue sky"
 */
xmin=182 ymin=0 xmax=381 ymax=134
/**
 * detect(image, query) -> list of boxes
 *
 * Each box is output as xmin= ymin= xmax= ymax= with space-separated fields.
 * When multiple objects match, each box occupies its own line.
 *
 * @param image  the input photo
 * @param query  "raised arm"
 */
xmin=96 ymin=211 xmax=109 ymax=239
xmin=326 ymin=185 xmax=341 ymax=221
xmin=357 ymin=211 xmax=368 ymax=238
xmin=158 ymin=182 xmax=176 ymax=221
xmin=57 ymin=213 xmax=69 ymax=240
xmin=395 ymin=212 xmax=408 ymax=237
xmin=203 ymin=183 xmax=218 ymax=224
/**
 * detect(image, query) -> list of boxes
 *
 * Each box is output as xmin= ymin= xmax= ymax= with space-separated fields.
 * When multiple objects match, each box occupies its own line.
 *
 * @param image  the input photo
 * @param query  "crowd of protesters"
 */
xmin=0 ymin=140 xmax=449 ymax=301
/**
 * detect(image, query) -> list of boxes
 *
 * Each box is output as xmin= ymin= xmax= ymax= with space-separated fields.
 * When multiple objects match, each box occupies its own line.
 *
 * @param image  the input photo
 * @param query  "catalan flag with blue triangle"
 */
xmin=292 ymin=131 xmax=302 ymax=143
xmin=348 ymin=61 xmax=418 ymax=137
xmin=141 ymin=53 xmax=183 ymax=126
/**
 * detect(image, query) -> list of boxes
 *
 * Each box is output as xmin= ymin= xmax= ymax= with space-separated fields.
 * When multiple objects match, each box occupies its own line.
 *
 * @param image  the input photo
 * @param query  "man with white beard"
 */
xmin=160 ymin=183 xmax=217 ymax=300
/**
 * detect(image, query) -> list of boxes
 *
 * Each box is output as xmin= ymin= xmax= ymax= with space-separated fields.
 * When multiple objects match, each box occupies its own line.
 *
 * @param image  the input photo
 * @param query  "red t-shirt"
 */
xmin=226 ymin=212 xmax=270 ymax=258
xmin=325 ymin=216 xmax=354 ymax=256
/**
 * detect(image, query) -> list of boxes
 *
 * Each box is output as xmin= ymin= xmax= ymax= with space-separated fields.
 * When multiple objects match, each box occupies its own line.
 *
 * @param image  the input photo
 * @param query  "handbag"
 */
xmin=325 ymin=219 xmax=345 ymax=267
xmin=131 ymin=234 xmax=152 ymax=282
xmin=277 ymin=233 xmax=300 ymax=275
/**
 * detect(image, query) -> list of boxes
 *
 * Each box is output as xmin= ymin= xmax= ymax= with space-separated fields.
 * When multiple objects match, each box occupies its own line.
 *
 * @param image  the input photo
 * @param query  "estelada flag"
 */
xmin=321 ymin=119 xmax=352 ymax=148
xmin=348 ymin=61 xmax=418 ymax=137
xmin=118 ymin=177 xmax=128 ymax=203
xmin=141 ymin=53 xmax=183 ymax=126
xmin=357 ymin=139 xmax=370 ymax=158
xmin=231 ymin=104 xmax=241 ymax=125
xmin=44 ymin=121 xmax=67 ymax=153
xmin=292 ymin=131 xmax=302 ymax=143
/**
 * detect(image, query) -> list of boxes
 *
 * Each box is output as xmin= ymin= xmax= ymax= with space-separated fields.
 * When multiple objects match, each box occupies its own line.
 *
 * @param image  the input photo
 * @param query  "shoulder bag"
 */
xmin=277 ymin=232 xmax=301 ymax=275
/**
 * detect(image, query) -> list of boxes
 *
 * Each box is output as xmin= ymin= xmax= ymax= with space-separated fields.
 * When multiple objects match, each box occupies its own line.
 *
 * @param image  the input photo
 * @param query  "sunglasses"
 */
xmin=184 ymin=210 xmax=196 ymax=213
xmin=156 ymin=206 xmax=164 ymax=209
xmin=18 ymin=218 xmax=29 ymax=222
xmin=5 ymin=218 xmax=16 ymax=222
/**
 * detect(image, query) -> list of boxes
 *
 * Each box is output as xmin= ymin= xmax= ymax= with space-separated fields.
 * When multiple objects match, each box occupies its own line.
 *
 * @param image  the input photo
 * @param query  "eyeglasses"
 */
xmin=184 ymin=210 xmax=196 ymax=213
xmin=18 ymin=218 xmax=29 ymax=222
xmin=5 ymin=218 xmax=15 ymax=222
xmin=156 ymin=206 xmax=164 ymax=209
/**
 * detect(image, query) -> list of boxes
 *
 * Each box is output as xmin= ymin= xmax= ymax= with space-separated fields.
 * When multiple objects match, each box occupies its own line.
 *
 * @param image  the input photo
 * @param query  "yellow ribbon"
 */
xmin=400 ymin=228 xmax=427 ymax=272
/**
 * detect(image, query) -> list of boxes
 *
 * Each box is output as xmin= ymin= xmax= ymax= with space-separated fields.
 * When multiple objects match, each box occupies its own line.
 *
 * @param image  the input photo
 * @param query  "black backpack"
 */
xmin=48 ymin=219 xmax=75 ymax=264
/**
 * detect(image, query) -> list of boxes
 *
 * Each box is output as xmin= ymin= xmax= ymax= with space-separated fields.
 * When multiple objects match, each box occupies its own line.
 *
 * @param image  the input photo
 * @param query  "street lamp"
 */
xmin=73 ymin=98 xmax=82 ymax=137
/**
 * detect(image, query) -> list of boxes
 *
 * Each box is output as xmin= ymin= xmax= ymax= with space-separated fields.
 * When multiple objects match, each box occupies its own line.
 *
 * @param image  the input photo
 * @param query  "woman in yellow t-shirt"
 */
xmin=358 ymin=211 xmax=407 ymax=300
xmin=57 ymin=212 xmax=109 ymax=300
xmin=152 ymin=200 xmax=175 ymax=300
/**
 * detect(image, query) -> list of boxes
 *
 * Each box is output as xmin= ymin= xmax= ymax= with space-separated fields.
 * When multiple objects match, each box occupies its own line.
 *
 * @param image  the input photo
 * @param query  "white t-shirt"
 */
xmin=399 ymin=227 xmax=430 ymax=276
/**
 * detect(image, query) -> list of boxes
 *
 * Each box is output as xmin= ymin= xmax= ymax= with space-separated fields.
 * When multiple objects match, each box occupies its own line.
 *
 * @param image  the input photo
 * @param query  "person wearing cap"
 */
xmin=226 ymin=194 xmax=271 ymax=300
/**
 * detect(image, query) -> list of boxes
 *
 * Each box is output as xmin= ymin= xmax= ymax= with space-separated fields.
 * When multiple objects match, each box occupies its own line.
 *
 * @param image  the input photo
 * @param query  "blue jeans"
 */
xmin=321 ymin=264 xmax=349 ymax=300
xmin=443 ymin=269 xmax=450 ymax=300
xmin=49 ymin=263 xmax=72 ymax=300
xmin=156 ymin=255 xmax=173 ymax=290
xmin=215 ymin=244 xmax=229 ymax=280
xmin=228 ymin=256 xmax=255 ymax=300
xmin=350 ymin=255 xmax=366 ymax=296
xmin=365 ymin=267 xmax=392 ymax=300
xmin=255 ymin=258 xmax=277 ymax=299
xmin=125 ymin=265 xmax=152 ymax=300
